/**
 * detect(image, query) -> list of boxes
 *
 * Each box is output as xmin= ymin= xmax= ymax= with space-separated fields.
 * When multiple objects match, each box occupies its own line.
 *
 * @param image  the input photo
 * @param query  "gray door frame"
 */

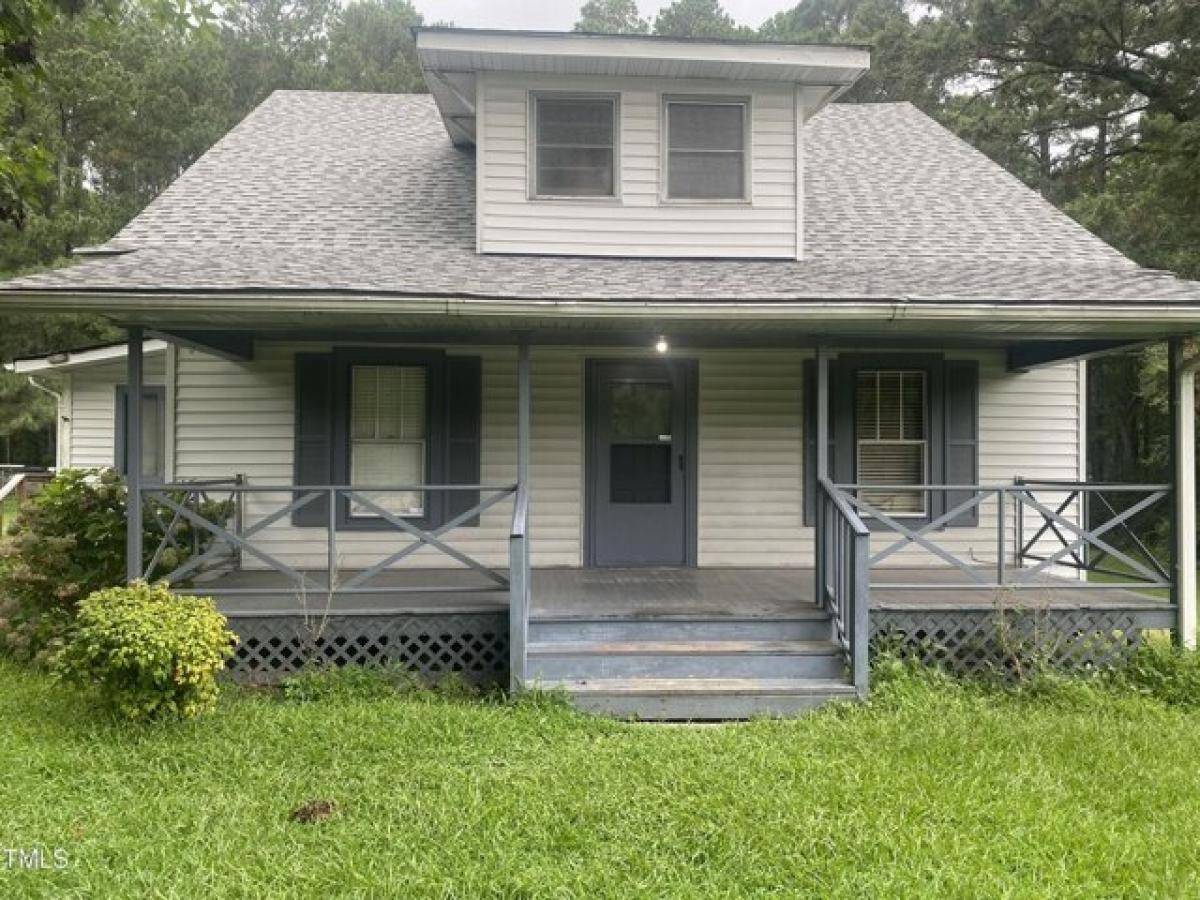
xmin=584 ymin=357 xmax=699 ymax=568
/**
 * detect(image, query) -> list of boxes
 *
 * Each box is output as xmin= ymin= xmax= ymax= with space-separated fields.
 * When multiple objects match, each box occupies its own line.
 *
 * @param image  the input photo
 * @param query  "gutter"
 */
xmin=6 ymin=290 xmax=1200 ymax=325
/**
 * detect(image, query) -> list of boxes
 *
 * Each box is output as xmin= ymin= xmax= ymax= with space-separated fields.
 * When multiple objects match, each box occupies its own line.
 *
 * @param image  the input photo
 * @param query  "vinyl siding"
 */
xmin=477 ymin=72 xmax=801 ymax=258
xmin=63 ymin=356 xmax=166 ymax=470
xmin=169 ymin=343 xmax=1082 ymax=573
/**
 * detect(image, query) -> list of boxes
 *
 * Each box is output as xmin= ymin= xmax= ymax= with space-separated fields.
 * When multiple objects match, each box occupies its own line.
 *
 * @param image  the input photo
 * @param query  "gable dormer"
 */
xmin=416 ymin=28 xmax=869 ymax=260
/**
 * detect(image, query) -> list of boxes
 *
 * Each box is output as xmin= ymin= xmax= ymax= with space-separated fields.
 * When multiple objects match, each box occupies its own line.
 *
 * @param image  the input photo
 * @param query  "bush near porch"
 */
xmin=4 ymin=661 xmax=1200 ymax=897
xmin=0 ymin=469 xmax=232 ymax=664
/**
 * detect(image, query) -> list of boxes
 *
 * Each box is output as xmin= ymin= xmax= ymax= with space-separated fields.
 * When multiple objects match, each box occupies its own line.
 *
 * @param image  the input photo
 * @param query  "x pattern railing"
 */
xmin=832 ymin=480 xmax=1171 ymax=592
xmin=139 ymin=482 xmax=519 ymax=597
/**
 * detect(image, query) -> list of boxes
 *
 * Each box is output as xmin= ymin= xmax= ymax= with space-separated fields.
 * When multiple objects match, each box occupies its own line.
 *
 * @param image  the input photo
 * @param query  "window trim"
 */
xmin=660 ymin=94 xmax=752 ymax=205
xmin=853 ymin=369 xmax=930 ymax=519
xmin=527 ymin=91 xmax=622 ymax=202
xmin=114 ymin=384 xmax=166 ymax=483
xmin=330 ymin=348 xmax=446 ymax=532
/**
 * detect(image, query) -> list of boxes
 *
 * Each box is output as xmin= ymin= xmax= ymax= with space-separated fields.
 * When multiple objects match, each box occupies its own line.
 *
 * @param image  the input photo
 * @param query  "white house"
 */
xmin=2 ymin=29 xmax=1197 ymax=718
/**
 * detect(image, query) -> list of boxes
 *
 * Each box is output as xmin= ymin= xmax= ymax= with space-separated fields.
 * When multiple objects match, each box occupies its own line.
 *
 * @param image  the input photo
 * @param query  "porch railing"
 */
xmin=829 ymin=480 xmax=1172 ymax=594
xmin=137 ymin=481 xmax=520 ymax=597
xmin=815 ymin=476 xmax=871 ymax=696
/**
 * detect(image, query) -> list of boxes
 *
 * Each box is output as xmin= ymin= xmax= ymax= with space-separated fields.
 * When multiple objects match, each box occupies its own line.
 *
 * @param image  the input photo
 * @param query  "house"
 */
xmin=1 ymin=28 xmax=1197 ymax=718
xmin=7 ymin=341 xmax=170 ymax=475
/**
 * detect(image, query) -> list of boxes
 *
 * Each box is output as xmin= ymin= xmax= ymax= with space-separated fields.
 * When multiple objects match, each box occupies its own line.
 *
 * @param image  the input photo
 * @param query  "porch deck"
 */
xmin=199 ymin=566 xmax=1171 ymax=618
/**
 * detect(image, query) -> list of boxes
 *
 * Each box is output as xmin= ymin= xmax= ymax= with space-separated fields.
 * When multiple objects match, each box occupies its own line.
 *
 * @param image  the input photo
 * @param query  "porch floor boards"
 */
xmin=194 ymin=566 xmax=1169 ymax=618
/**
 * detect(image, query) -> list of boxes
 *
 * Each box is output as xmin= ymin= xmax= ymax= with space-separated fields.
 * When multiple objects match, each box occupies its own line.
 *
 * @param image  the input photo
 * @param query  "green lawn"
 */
xmin=3 ymin=665 xmax=1200 ymax=898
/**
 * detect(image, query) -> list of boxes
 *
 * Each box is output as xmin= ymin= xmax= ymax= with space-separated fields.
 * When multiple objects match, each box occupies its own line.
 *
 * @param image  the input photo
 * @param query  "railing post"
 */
xmin=327 ymin=487 xmax=338 ymax=599
xmin=853 ymin=528 xmax=870 ymax=698
xmin=996 ymin=488 xmax=1006 ymax=586
xmin=510 ymin=531 xmax=527 ymax=693
xmin=125 ymin=326 xmax=143 ymax=583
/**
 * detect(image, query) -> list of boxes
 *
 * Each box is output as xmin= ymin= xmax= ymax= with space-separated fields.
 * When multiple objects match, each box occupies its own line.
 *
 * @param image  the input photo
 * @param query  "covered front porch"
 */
xmin=112 ymin=316 xmax=1198 ymax=709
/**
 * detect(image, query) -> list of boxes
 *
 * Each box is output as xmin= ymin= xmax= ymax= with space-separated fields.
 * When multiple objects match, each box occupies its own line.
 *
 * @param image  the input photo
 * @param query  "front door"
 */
xmin=587 ymin=359 xmax=695 ymax=567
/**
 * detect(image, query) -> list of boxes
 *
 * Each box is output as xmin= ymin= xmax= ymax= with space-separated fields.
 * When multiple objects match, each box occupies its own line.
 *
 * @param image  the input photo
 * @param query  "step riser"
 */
xmin=571 ymin=692 xmax=853 ymax=720
xmin=529 ymin=619 xmax=832 ymax=643
xmin=529 ymin=653 xmax=845 ymax=681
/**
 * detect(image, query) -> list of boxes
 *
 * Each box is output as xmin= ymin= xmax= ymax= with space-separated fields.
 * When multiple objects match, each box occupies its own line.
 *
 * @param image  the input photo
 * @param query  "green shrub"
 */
xmin=58 ymin=581 xmax=237 ymax=721
xmin=0 ymin=468 xmax=232 ymax=664
xmin=1118 ymin=634 xmax=1200 ymax=708
xmin=0 ymin=469 xmax=127 ymax=663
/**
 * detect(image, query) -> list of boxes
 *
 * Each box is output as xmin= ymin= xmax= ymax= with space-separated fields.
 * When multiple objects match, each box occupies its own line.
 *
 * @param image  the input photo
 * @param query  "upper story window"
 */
xmin=664 ymin=98 xmax=749 ymax=201
xmin=531 ymin=94 xmax=617 ymax=199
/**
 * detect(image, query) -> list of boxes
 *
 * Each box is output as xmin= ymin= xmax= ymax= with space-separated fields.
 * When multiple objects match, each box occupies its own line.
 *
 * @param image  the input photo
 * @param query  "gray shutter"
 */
xmin=293 ymin=353 xmax=333 ymax=527
xmin=445 ymin=356 xmax=483 ymax=526
xmin=943 ymin=359 xmax=979 ymax=526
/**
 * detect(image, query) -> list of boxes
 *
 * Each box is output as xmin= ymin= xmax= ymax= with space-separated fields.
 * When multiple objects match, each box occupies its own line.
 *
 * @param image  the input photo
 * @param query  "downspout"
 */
xmin=1176 ymin=342 xmax=1200 ymax=648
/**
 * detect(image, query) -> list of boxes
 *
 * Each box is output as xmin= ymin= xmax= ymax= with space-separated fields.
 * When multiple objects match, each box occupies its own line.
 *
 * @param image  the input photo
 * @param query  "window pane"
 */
xmin=610 ymin=381 xmax=671 ymax=441
xmin=140 ymin=394 xmax=162 ymax=479
xmin=350 ymin=441 xmax=424 ymax=516
xmin=669 ymin=102 xmax=743 ymax=152
xmin=534 ymin=97 xmax=615 ymax=197
xmin=536 ymin=98 xmax=613 ymax=147
xmin=854 ymin=369 xmax=928 ymax=516
xmin=349 ymin=364 xmax=428 ymax=517
xmin=536 ymin=147 xmax=614 ymax=196
xmin=611 ymin=444 xmax=671 ymax=504
xmin=859 ymin=444 xmax=925 ymax=515
xmin=667 ymin=150 xmax=744 ymax=200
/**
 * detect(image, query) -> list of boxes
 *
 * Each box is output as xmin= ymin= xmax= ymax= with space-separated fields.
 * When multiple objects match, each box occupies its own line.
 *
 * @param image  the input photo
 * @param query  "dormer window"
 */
xmin=531 ymin=94 xmax=618 ymax=199
xmin=664 ymin=97 xmax=749 ymax=201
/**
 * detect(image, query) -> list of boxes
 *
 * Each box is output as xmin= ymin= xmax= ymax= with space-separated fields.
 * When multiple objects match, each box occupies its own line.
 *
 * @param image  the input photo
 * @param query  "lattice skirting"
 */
xmin=871 ymin=606 xmax=1175 ymax=677
xmin=225 ymin=613 xmax=509 ymax=685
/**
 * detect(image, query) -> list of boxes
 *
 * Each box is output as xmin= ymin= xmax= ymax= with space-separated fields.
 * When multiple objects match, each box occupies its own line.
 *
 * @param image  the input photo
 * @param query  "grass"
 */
xmin=4 ymin=664 xmax=1200 ymax=897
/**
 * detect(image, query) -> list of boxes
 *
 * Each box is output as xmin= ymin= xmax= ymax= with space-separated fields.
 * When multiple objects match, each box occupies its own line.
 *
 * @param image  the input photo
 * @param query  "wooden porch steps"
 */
xmin=526 ymin=608 xmax=855 ymax=720
xmin=540 ymin=677 xmax=858 ymax=721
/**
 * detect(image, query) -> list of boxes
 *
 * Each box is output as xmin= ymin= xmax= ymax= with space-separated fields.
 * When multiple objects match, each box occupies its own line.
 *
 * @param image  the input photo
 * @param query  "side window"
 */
xmin=531 ymin=94 xmax=617 ymax=198
xmin=664 ymin=98 xmax=748 ymax=201
xmin=115 ymin=386 xmax=165 ymax=481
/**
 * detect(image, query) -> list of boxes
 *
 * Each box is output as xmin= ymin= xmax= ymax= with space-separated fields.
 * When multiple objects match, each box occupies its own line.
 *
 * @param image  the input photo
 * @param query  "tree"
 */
xmin=762 ymin=0 xmax=965 ymax=106
xmin=327 ymin=0 xmax=425 ymax=94
xmin=574 ymin=0 xmax=649 ymax=34
xmin=653 ymin=0 xmax=750 ymax=39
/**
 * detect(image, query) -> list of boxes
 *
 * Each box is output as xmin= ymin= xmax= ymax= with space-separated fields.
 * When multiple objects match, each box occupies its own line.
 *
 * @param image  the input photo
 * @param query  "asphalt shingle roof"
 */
xmin=5 ymin=90 xmax=1199 ymax=305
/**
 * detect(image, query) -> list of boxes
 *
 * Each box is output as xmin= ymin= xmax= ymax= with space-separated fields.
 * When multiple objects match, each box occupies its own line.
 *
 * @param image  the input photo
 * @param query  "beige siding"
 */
xmin=64 ymin=356 xmax=166 ymax=470
xmin=478 ymin=72 xmax=801 ymax=258
xmin=170 ymin=343 xmax=1082 ymax=573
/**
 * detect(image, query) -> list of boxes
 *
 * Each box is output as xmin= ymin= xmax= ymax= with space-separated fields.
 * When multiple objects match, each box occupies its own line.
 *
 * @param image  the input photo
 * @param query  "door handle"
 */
xmin=678 ymin=453 xmax=685 ymax=472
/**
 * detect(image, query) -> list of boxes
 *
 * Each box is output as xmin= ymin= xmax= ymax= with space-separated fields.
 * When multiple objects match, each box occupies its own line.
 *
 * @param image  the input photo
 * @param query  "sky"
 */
xmin=415 ymin=1 xmax=797 ymax=31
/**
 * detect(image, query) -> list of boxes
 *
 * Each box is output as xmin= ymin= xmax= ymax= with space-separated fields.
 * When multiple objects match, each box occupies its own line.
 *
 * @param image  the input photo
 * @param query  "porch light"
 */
xmin=654 ymin=336 xmax=669 ymax=354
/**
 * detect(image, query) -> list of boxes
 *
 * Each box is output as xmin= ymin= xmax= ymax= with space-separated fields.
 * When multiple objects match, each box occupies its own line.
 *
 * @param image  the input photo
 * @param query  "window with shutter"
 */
xmin=855 ymin=370 xmax=927 ymax=516
xmin=349 ymin=365 xmax=427 ymax=517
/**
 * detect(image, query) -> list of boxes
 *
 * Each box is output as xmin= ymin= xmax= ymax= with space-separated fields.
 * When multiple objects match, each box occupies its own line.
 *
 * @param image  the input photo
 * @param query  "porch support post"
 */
xmin=1172 ymin=338 xmax=1197 ymax=648
xmin=518 ymin=340 xmax=531 ymax=491
xmin=814 ymin=346 xmax=830 ymax=611
xmin=125 ymin=326 xmax=144 ymax=583
xmin=816 ymin=347 xmax=829 ymax=480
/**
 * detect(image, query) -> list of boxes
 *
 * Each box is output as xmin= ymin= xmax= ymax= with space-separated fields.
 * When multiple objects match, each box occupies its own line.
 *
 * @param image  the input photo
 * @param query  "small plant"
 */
xmin=281 ymin=663 xmax=422 ymax=702
xmin=1117 ymin=634 xmax=1200 ymax=708
xmin=57 ymin=581 xmax=237 ymax=721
